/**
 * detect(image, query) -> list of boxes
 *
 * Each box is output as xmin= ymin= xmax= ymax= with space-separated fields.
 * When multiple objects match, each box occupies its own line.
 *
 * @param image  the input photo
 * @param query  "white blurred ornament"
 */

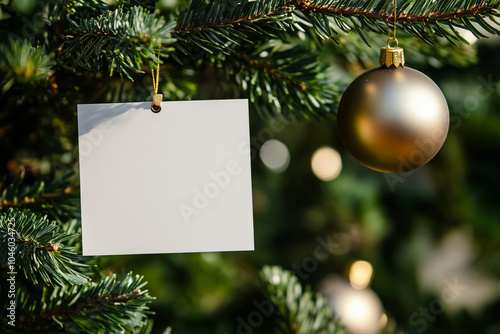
xmin=415 ymin=228 xmax=500 ymax=315
xmin=318 ymin=273 xmax=383 ymax=334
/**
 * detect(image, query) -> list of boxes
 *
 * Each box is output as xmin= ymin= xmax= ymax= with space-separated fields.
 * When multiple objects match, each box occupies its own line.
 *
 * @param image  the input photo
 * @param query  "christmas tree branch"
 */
xmin=260 ymin=266 xmax=347 ymax=334
xmin=0 ymin=39 xmax=55 ymax=93
xmin=62 ymin=6 xmax=176 ymax=80
xmin=172 ymin=0 xmax=296 ymax=56
xmin=0 ymin=171 xmax=80 ymax=221
xmin=0 ymin=209 xmax=90 ymax=286
xmin=235 ymin=53 xmax=309 ymax=91
xmin=291 ymin=0 xmax=498 ymax=22
xmin=15 ymin=272 xmax=154 ymax=333
xmin=290 ymin=0 xmax=500 ymax=45
xmin=222 ymin=43 xmax=338 ymax=119
xmin=1 ymin=186 xmax=72 ymax=209
xmin=173 ymin=1 xmax=290 ymax=34
xmin=171 ymin=0 xmax=500 ymax=55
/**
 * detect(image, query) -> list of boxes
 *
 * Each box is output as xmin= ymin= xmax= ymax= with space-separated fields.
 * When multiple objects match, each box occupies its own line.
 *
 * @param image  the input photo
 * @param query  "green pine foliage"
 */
xmin=0 ymin=209 xmax=90 ymax=286
xmin=0 ymin=171 xmax=80 ymax=221
xmin=15 ymin=272 xmax=154 ymax=333
xmin=0 ymin=39 xmax=54 ymax=93
xmin=261 ymin=265 xmax=347 ymax=334
xmin=63 ymin=6 xmax=176 ymax=80
xmin=223 ymin=43 xmax=339 ymax=119
xmin=172 ymin=0 xmax=296 ymax=56
xmin=283 ymin=0 xmax=500 ymax=46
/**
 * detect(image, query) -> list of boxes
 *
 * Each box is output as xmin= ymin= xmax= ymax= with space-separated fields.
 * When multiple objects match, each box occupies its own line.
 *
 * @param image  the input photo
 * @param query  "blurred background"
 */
xmin=1 ymin=0 xmax=500 ymax=333
xmin=69 ymin=33 xmax=500 ymax=333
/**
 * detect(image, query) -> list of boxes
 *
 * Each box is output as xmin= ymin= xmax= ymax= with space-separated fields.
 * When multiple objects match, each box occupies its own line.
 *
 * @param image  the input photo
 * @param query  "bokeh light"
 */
xmin=311 ymin=146 xmax=342 ymax=181
xmin=349 ymin=260 xmax=374 ymax=289
xmin=319 ymin=276 xmax=383 ymax=334
xmin=260 ymin=139 xmax=290 ymax=173
xmin=379 ymin=312 xmax=388 ymax=329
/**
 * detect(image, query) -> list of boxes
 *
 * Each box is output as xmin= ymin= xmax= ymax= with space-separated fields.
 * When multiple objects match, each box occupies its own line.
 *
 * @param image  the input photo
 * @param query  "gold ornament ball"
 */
xmin=337 ymin=66 xmax=449 ymax=173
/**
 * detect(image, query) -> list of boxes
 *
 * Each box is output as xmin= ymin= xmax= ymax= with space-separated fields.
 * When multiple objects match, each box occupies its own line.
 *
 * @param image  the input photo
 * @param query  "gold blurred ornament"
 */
xmin=337 ymin=37 xmax=449 ymax=173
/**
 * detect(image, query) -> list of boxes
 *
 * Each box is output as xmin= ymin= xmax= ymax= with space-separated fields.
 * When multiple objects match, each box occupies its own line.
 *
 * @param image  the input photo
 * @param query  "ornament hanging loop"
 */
xmin=387 ymin=37 xmax=398 ymax=48
xmin=151 ymin=55 xmax=162 ymax=113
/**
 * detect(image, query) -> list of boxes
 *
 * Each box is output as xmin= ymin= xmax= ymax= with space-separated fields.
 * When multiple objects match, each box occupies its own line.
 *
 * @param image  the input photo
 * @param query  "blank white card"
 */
xmin=78 ymin=99 xmax=254 ymax=255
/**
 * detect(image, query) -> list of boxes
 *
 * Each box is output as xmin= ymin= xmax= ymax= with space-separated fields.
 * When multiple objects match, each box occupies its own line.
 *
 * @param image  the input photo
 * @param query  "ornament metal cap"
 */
xmin=380 ymin=37 xmax=404 ymax=68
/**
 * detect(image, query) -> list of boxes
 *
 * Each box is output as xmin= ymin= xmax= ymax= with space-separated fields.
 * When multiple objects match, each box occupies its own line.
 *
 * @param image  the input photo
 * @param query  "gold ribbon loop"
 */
xmin=151 ymin=55 xmax=162 ymax=113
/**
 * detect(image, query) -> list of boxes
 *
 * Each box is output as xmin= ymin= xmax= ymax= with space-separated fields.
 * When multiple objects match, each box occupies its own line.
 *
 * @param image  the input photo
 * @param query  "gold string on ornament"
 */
xmin=380 ymin=0 xmax=403 ymax=68
xmin=387 ymin=0 xmax=398 ymax=48
xmin=151 ymin=54 xmax=162 ymax=113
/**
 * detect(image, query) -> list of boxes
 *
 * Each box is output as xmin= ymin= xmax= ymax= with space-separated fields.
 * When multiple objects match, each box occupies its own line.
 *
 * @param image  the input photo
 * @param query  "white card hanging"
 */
xmin=77 ymin=99 xmax=254 ymax=255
